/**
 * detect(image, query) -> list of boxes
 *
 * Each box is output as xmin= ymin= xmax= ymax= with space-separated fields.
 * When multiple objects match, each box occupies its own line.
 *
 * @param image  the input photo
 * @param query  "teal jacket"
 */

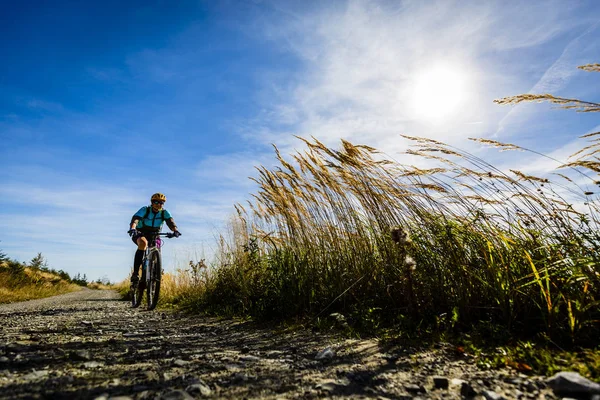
xmin=132 ymin=206 xmax=173 ymax=232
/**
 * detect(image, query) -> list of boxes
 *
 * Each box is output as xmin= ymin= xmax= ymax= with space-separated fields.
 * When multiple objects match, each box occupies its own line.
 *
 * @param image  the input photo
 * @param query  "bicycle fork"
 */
xmin=142 ymin=249 xmax=151 ymax=286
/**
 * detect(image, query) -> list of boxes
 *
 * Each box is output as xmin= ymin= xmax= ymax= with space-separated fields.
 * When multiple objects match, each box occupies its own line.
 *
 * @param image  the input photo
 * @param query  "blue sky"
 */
xmin=1 ymin=0 xmax=599 ymax=282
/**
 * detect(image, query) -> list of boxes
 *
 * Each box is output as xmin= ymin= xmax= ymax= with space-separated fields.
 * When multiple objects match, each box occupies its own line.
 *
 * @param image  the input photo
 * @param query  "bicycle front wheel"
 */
xmin=131 ymin=282 xmax=142 ymax=308
xmin=132 ymin=269 xmax=146 ymax=308
xmin=146 ymin=250 xmax=162 ymax=310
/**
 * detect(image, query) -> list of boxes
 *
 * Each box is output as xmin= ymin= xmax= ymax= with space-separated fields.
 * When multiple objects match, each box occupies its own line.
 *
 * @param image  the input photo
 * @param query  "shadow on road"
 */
xmin=0 ymin=290 xmax=437 ymax=399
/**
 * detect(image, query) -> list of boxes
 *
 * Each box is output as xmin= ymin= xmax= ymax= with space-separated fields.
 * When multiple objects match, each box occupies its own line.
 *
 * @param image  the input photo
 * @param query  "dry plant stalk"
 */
xmin=494 ymin=63 xmax=600 ymax=113
xmin=193 ymin=62 xmax=600 ymax=344
xmin=494 ymin=94 xmax=600 ymax=112
xmin=578 ymin=63 xmax=600 ymax=72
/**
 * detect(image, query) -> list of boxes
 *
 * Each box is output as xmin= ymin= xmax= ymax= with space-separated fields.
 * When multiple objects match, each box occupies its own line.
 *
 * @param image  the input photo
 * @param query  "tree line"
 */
xmin=0 ymin=248 xmax=91 ymax=287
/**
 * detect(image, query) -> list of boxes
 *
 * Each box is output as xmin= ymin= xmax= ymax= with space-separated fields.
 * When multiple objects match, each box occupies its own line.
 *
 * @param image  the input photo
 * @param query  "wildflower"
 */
xmin=391 ymin=226 xmax=412 ymax=245
xmin=404 ymin=256 xmax=416 ymax=268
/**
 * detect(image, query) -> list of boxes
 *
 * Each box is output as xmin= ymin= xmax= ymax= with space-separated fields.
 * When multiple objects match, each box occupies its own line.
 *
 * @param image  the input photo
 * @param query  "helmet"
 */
xmin=151 ymin=193 xmax=167 ymax=203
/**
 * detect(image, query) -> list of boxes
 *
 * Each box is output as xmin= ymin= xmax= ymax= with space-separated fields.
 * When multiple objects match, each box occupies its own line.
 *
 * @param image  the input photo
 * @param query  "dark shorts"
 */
xmin=131 ymin=231 xmax=159 ymax=245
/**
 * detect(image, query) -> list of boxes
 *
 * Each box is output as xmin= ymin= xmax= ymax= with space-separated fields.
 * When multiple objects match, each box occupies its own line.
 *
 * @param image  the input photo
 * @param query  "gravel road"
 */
xmin=0 ymin=289 xmax=561 ymax=399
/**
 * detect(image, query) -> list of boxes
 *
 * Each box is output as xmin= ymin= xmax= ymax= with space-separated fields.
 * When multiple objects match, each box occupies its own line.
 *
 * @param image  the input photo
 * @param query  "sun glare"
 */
xmin=411 ymin=65 xmax=467 ymax=122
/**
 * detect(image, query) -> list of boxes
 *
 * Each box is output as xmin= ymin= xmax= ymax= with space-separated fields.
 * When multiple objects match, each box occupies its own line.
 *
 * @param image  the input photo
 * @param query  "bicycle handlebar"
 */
xmin=159 ymin=232 xmax=178 ymax=238
xmin=129 ymin=230 xmax=179 ymax=238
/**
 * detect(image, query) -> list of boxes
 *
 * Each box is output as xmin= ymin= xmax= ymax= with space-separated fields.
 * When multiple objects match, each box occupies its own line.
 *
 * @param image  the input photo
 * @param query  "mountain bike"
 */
xmin=131 ymin=232 xmax=177 ymax=310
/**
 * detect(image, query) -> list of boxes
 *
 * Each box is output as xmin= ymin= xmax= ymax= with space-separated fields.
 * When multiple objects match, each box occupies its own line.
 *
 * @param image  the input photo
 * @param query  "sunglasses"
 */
xmin=152 ymin=201 xmax=165 ymax=205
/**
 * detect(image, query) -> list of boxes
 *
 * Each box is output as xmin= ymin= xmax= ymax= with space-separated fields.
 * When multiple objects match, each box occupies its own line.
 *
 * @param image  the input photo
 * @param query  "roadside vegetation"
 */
xmin=158 ymin=65 xmax=599 ymax=374
xmin=117 ymin=268 xmax=199 ymax=308
xmin=173 ymin=128 xmax=599 ymax=340
xmin=0 ymin=250 xmax=92 ymax=303
xmin=162 ymin=65 xmax=599 ymax=343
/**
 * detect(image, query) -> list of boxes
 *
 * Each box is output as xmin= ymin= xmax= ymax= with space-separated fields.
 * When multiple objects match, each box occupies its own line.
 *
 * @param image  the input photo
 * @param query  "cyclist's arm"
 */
xmin=130 ymin=207 xmax=146 ymax=230
xmin=130 ymin=218 xmax=140 ymax=230
xmin=166 ymin=218 xmax=178 ymax=232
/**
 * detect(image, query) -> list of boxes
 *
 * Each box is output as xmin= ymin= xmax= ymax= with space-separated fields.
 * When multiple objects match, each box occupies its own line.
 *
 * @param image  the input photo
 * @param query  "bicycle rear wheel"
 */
xmin=146 ymin=250 xmax=162 ymax=310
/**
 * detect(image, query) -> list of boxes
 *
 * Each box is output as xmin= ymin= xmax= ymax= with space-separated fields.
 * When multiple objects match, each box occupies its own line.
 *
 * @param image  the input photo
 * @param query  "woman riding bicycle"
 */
xmin=127 ymin=193 xmax=181 ymax=285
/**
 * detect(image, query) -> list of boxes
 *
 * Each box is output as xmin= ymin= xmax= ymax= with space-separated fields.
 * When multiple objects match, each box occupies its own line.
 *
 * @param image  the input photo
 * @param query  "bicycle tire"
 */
xmin=131 ymin=281 xmax=140 ymax=308
xmin=146 ymin=250 xmax=162 ymax=310
xmin=131 ymin=268 xmax=146 ymax=308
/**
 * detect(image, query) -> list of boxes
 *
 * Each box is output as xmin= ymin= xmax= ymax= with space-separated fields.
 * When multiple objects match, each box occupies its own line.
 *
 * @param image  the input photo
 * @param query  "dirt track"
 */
xmin=0 ymin=289 xmax=558 ymax=399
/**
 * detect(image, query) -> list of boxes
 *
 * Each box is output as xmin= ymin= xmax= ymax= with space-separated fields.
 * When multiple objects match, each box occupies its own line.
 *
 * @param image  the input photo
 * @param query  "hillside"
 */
xmin=0 ymin=256 xmax=84 ymax=303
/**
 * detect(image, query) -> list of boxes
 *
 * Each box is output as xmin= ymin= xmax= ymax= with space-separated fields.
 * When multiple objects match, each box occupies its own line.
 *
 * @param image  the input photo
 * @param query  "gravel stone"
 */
xmin=482 ymin=389 xmax=506 ymax=400
xmin=185 ymin=382 xmax=212 ymax=396
xmin=433 ymin=375 xmax=449 ymax=389
xmin=0 ymin=288 xmax=584 ymax=399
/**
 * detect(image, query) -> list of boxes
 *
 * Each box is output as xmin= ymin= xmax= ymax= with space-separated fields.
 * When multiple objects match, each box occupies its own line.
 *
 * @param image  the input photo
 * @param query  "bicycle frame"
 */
xmin=131 ymin=232 xmax=175 ymax=310
xmin=143 ymin=239 xmax=162 ymax=285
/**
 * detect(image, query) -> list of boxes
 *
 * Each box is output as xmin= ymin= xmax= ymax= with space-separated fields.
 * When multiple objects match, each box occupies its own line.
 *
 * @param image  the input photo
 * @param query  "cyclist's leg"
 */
xmin=136 ymin=235 xmax=148 ymax=250
xmin=131 ymin=234 xmax=149 ymax=283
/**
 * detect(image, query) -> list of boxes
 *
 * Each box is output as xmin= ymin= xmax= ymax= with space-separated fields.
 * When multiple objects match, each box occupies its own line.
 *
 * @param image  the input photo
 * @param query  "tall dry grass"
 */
xmin=117 ymin=260 xmax=212 ymax=308
xmin=0 ymin=264 xmax=81 ymax=303
xmin=173 ymin=64 xmax=600 ymax=345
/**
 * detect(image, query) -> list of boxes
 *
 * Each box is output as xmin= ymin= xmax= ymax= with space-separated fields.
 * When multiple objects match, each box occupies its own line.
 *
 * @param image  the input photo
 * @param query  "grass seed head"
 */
xmin=391 ymin=226 xmax=412 ymax=245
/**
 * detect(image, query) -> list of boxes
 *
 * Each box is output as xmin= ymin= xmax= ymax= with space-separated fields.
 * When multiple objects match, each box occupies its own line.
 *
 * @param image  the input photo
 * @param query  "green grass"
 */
xmin=170 ymin=64 xmax=600 ymax=350
xmin=174 ymin=134 xmax=599 ymax=346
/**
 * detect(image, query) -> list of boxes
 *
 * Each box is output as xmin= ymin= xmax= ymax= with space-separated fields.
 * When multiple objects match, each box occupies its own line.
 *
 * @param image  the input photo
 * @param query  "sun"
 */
xmin=411 ymin=64 xmax=467 ymax=122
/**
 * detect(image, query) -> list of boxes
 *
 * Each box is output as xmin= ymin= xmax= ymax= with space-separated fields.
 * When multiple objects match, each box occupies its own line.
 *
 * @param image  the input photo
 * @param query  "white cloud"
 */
xmin=495 ymin=21 xmax=600 ymax=134
xmin=515 ymin=124 xmax=600 ymax=177
xmin=0 ymin=181 xmax=231 ymax=282
xmin=483 ymin=1 xmax=588 ymax=50
xmin=242 ymin=0 xmax=594 ymax=155
xmin=0 ymin=183 xmax=139 ymax=280
xmin=530 ymin=22 xmax=600 ymax=94
xmin=195 ymin=152 xmax=276 ymax=187
xmin=4 ymin=0 xmax=599 ymax=283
